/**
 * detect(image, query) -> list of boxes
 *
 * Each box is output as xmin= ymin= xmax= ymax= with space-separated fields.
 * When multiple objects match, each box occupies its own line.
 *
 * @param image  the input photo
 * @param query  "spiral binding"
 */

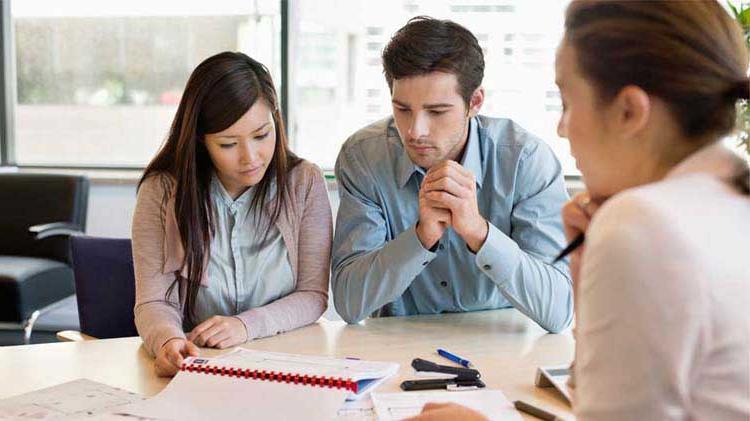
xmin=180 ymin=361 xmax=358 ymax=393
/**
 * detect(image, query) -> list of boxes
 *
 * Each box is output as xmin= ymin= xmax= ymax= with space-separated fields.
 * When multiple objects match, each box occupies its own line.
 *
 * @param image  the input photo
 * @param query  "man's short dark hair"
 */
xmin=382 ymin=16 xmax=485 ymax=106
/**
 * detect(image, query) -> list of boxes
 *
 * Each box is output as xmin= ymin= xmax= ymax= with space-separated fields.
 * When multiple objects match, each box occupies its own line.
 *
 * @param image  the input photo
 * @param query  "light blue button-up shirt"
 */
xmin=189 ymin=176 xmax=295 ymax=330
xmin=332 ymin=115 xmax=572 ymax=332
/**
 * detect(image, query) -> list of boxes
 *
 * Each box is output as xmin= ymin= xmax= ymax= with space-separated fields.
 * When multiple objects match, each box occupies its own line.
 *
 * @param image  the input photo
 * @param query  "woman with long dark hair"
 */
xmin=408 ymin=0 xmax=749 ymax=420
xmin=132 ymin=52 xmax=332 ymax=377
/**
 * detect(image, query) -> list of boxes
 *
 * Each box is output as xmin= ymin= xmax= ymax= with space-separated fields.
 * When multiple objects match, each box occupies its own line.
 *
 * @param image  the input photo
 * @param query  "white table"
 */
xmin=0 ymin=309 xmax=575 ymax=420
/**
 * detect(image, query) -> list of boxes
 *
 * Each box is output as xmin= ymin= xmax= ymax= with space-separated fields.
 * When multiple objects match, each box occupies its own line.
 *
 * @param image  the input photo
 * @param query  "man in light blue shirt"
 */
xmin=332 ymin=17 xmax=572 ymax=332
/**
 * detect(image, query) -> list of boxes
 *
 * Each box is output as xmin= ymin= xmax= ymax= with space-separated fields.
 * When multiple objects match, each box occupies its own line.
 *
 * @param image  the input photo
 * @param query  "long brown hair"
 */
xmin=138 ymin=51 xmax=300 ymax=325
xmin=564 ymin=0 xmax=750 ymax=194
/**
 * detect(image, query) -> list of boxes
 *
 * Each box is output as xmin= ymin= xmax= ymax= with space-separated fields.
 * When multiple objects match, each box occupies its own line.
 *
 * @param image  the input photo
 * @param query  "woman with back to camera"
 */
xmin=132 ymin=52 xmax=332 ymax=377
xmin=408 ymin=1 xmax=750 ymax=420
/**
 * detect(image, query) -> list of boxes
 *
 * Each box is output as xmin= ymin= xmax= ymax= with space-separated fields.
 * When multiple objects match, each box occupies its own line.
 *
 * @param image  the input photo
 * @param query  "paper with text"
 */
xmin=372 ymin=390 xmax=521 ymax=421
xmin=0 ymin=379 xmax=145 ymax=420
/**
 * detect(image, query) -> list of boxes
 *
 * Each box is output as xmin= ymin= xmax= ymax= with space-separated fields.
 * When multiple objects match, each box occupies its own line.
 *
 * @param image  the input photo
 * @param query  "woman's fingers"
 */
xmin=205 ymin=330 xmax=231 ymax=348
xmin=155 ymin=340 xmax=184 ymax=377
xmin=166 ymin=346 xmax=184 ymax=368
xmin=184 ymin=340 xmax=201 ymax=357
xmin=187 ymin=317 xmax=217 ymax=342
xmin=192 ymin=322 xmax=225 ymax=347
xmin=562 ymin=192 xmax=601 ymax=240
xmin=562 ymin=201 xmax=590 ymax=239
xmin=422 ymin=402 xmax=452 ymax=412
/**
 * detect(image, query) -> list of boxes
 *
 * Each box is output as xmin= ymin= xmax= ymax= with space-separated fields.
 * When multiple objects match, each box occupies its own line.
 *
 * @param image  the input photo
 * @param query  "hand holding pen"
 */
xmin=559 ymin=192 xmax=601 ymax=291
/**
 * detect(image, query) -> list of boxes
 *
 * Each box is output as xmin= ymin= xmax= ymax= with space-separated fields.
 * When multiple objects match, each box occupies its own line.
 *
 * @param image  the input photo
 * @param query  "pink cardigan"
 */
xmin=131 ymin=160 xmax=332 ymax=356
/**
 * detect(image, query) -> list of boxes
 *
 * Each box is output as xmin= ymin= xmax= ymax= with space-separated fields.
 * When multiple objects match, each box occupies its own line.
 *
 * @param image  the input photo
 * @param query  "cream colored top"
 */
xmin=575 ymin=144 xmax=750 ymax=420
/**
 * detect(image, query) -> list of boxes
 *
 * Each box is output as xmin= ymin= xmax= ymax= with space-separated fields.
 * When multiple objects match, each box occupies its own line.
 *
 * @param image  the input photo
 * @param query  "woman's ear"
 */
xmin=612 ymin=85 xmax=651 ymax=138
xmin=467 ymin=87 xmax=485 ymax=118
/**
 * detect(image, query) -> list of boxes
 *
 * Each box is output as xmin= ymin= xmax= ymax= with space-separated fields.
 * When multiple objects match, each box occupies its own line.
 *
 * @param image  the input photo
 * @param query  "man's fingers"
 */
xmin=423 ymin=177 xmax=471 ymax=198
xmin=424 ymin=166 xmax=474 ymax=189
xmin=425 ymin=190 xmax=461 ymax=211
xmin=424 ymin=171 xmax=473 ymax=189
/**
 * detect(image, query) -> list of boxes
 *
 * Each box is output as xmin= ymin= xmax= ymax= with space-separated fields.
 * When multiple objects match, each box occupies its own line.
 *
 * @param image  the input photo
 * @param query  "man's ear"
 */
xmin=467 ymin=87 xmax=485 ymax=118
xmin=612 ymin=85 xmax=651 ymax=138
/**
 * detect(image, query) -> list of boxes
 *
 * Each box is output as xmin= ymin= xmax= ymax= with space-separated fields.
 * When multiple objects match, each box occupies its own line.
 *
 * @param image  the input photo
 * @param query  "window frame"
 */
xmin=0 ymin=0 xmax=15 ymax=166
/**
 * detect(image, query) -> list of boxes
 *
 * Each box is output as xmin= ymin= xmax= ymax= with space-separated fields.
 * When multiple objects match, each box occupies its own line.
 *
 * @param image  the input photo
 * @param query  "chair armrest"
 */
xmin=56 ymin=330 xmax=97 ymax=342
xmin=29 ymin=222 xmax=84 ymax=240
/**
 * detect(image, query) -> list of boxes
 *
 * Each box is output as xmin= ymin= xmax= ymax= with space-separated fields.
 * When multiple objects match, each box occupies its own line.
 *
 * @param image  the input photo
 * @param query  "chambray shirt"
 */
xmin=190 ymin=176 xmax=295 ymax=330
xmin=332 ymin=115 xmax=573 ymax=332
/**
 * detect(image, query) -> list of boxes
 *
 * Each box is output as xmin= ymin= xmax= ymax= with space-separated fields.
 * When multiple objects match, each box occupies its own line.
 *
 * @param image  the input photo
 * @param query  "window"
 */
xmin=6 ymin=0 xmax=579 ymax=173
xmin=290 ymin=0 xmax=577 ymax=174
xmin=11 ymin=0 xmax=281 ymax=167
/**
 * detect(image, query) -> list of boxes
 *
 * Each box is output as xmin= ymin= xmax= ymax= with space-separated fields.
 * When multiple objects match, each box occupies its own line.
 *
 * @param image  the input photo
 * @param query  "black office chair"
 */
xmin=0 ymin=173 xmax=88 ymax=343
xmin=68 ymin=236 xmax=138 ymax=339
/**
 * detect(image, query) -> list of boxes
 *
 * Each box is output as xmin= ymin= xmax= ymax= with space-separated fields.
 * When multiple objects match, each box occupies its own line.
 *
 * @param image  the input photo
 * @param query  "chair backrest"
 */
xmin=70 ymin=236 xmax=138 ymax=339
xmin=0 ymin=173 xmax=89 ymax=262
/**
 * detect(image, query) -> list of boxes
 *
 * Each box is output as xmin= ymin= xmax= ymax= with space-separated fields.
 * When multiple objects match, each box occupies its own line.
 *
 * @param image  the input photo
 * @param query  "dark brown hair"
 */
xmin=382 ymin=16 xmax=484 ymax=106
xmin=138 ymin=51 xmax=299 ymax=325
xmin=564 ymin=0 xmax=749 ymax=140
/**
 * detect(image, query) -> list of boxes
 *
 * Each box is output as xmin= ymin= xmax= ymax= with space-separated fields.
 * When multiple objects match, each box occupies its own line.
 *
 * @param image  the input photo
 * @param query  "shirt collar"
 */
xmin=396 ymin=116 xmax=484 ymax=189
xmin=460 ymin=117 xmax=484 ymax=189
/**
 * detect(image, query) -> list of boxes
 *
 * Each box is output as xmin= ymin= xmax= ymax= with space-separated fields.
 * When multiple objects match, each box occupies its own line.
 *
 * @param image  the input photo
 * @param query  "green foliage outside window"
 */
xmin=728 ymin=1 xmax=750 ymax=158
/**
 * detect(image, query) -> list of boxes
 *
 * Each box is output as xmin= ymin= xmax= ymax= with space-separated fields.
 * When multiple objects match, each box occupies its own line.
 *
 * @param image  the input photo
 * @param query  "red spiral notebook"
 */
xmin=118 ymin=349 xmax=399 ymax=421
xmin=180 ymin=348 xmax=399 ymax=400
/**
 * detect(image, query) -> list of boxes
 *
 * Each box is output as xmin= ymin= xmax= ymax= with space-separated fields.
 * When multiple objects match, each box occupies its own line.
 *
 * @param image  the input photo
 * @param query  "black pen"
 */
xmin=513 ymin=400 xmax=564 ymax=421
xmin=552 ymin=233 xmax=584 ymax=263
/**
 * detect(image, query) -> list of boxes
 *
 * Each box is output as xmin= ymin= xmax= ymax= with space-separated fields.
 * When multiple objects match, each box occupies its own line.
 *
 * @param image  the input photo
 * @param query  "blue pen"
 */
xmin=437 ymin=348 xmax=473 ymax=368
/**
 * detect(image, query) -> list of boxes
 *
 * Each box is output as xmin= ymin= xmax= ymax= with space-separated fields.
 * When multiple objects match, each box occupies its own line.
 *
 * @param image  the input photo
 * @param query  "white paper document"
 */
xmin=0 ymin=379 xmax=145 ymax=420
xmin=372 ymin=390 xmax=521 ymax=421
xmin=335 ymin=396 xmax=377 ymax=421
xmin=118 ymin=369 xmax=347 ymax=421
xmin=115 ymin=348 xmax=400 ymax=421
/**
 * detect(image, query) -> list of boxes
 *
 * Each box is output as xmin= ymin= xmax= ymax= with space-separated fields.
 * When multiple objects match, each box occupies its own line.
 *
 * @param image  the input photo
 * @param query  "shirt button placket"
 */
xmin=230 ymin=208 xmax=242 ymax=310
